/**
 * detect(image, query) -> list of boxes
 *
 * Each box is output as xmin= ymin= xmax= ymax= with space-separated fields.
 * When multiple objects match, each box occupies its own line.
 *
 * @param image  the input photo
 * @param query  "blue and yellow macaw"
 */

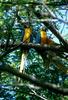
xmin=36 ymin=27 xmax=66 ymax=71
xmin=35 ymin=28 xmax=54 ymax=45
xmin=35 ymin=27 xmax=57 ymax=67
xmin=20 ymin=25 xmax=32 ymax=73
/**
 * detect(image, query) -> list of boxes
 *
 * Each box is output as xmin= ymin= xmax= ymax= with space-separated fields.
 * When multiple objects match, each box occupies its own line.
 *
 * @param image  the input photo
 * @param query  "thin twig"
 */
xmin=30 ymin=89 xmax=47 ymax=100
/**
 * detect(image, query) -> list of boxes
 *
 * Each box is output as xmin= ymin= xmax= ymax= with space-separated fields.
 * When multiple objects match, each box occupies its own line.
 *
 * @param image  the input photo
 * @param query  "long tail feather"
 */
xmin=20 ymin=51 xmax=27 ymax=73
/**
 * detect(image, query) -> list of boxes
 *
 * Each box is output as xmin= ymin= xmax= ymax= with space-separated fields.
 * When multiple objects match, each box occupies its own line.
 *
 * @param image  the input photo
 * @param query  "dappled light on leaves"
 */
xmin=0 ymin=0 xmax=68 ymax=99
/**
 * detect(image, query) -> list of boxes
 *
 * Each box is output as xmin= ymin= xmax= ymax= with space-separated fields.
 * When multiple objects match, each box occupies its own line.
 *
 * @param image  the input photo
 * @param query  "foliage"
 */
xmin=0 ymin=0 xmax=68 ymax=100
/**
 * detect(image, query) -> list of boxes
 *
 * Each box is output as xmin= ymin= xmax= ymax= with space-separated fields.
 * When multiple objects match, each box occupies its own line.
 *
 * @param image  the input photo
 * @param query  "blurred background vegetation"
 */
xmin=0 ymin=0 xmax=68 ymax=100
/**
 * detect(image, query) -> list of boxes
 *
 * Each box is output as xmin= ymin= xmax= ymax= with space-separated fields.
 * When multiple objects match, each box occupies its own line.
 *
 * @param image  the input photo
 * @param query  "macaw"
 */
xmin=37 ymin=28 xmax=67 ymax=73
xmin=35 ymin=28 xmax=54 ymax=45
xmin=35 ymin=27 xmax=59 ymax=68
xmin=20 ymin=25 xmax=32 ymax=73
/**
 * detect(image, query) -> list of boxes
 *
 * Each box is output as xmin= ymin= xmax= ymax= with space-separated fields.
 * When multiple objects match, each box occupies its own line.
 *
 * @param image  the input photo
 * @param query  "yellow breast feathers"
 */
xmin=40 ymin=30 xmax=47 ymax=44
xmin=23 ymin=27 xmax=32 ymax=43
xmin=40 ymin=30 xmax=54 ymax=45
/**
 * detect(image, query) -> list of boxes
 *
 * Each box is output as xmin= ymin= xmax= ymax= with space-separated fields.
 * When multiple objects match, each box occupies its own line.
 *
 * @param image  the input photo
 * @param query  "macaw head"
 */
xmin=24 ymin=23 xmax=30 ymax=28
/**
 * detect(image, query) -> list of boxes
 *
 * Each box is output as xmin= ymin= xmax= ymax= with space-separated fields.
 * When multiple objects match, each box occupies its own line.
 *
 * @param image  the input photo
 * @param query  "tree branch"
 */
xmin=0 ymin=64 xmax=68 ymax=95
xmin=0 ymin=1 xmax=68 ymax=6
xmin=0 ymin=43 xmax=22 ymax=59
xmin=42 ymin=4 xmax=68 ymax=24
xmin=0 ymin=43 xmax=68 ymax=59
